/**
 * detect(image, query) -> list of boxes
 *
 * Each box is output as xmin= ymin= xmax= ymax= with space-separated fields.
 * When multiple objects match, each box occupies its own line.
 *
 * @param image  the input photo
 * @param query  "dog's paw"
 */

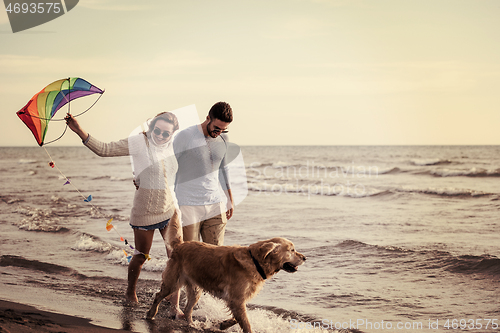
xmin=219 ymin=318 xmax=238 ymax=330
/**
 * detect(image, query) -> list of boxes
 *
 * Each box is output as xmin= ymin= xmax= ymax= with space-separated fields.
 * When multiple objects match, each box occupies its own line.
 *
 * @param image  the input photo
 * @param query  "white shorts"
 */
xmin=180 ymin=202 xmax=227 ymax=227
xmin=180 ymin=202 xmax=228 ymax=245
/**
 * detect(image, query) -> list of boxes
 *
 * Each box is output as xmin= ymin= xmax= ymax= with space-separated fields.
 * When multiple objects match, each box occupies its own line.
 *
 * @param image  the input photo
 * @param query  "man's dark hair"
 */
xmin=209 ymin=102 xmax=233 ymax=123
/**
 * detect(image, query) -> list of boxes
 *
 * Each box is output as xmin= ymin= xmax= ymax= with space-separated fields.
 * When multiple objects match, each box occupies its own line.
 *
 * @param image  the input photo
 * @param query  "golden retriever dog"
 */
xmin=146 ymin=212 xmax=306 ymax=333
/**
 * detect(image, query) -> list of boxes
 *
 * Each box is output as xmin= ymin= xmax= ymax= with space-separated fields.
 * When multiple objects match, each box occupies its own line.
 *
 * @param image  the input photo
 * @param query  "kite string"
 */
xmin=42 ymin=124 xmax=68 ymax=146
xmin=41 ymin=91 xmax=104 ymax=146
xmin=42 ymin=146 xmax=89 ymax=203
xmin=42 ymin=146 xmax=150 ymax=261
xmin=70 ymin=92 xmax=104 ymax=118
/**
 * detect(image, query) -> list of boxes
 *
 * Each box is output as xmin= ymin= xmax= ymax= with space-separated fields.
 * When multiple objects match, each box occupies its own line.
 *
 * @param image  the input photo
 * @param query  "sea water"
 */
xmin=1 ymin=145 xmax=499 ymax=333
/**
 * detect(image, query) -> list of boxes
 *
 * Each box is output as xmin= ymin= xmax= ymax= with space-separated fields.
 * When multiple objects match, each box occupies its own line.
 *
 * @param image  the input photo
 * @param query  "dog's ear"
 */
xmin=260 ymin=242 xmax=280 ymax=260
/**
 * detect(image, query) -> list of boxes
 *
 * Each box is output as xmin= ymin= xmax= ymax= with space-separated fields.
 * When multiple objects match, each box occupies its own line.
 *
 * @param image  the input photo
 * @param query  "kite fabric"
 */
xmin=16 ymin=77 xmax=104 ymax=146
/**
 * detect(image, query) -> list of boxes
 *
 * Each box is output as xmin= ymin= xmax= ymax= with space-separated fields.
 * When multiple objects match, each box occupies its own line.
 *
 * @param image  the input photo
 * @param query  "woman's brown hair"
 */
xmin=146 ymin=112 xmax=179 ymax=135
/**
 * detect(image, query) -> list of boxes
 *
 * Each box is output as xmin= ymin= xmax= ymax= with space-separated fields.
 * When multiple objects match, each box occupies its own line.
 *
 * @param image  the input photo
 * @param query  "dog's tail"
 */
xmin=166 ymin=209 xmax=183 ymax=250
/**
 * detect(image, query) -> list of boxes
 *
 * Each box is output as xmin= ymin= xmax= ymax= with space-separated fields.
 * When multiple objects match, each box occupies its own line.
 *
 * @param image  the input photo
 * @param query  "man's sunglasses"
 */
xmin=212 ymin=127 xmax=229 ymax=134
xmin=209 ymin=118 xmax=229 ymax=134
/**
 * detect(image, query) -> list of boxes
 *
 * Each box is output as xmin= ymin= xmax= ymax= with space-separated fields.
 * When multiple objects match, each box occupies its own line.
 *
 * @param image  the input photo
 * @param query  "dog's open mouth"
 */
xmin=282 ymin=262 xmax=298 ymax=273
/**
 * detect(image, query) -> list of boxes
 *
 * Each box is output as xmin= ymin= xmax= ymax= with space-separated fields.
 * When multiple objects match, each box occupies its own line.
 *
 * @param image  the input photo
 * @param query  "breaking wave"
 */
xmin=330 ymin=240 xmax=500 ymax=276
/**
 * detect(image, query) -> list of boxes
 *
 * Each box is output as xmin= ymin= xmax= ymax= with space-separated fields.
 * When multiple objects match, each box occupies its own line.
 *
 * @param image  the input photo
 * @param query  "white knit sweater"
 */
xmin=84 ymin=133 xmax=178 ymax=227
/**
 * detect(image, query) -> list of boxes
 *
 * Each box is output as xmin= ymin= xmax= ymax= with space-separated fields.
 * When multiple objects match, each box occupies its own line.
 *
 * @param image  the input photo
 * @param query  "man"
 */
xmin=173 ymin=102 xmax=234 ymax=245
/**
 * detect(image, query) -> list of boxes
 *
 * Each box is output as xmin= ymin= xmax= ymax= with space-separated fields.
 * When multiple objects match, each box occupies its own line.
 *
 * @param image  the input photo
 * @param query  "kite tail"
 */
xmin=43 ymin=146 xmax=90 ymax=202
xmin=43 ymin=146 xmax=150 ymax=262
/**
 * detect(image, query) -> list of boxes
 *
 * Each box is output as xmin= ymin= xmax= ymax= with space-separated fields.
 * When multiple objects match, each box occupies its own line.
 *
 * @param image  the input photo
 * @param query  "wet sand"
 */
xmin=0 ymin=298 xmax=229 ymax=333
xmin=0 ymin=262 xmax=226 ymax=333
xmin=0 ymin=299 xmax=130 ymax=333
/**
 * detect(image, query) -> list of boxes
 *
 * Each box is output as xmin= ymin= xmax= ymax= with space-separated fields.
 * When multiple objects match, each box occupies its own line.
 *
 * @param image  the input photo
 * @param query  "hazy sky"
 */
xmin=1 ymin=0 xmax=499 ymax=146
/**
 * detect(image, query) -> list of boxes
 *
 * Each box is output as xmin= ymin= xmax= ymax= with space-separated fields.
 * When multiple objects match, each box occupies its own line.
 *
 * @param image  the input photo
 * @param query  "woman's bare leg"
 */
xmin=126 ymin=228 xmax=154 ymax=303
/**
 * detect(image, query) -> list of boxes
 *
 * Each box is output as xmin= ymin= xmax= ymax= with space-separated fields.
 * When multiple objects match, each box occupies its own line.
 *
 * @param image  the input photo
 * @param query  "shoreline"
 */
xmin=0 ymin=299 xmax=131 ymax=333
xmin=0 ymin=297 xmax=225 ymax=333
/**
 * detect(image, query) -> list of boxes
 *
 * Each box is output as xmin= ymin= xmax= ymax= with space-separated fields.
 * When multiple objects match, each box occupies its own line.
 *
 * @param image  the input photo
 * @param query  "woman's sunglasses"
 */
xmin=153 ymin=128 xmax=172 ymax=139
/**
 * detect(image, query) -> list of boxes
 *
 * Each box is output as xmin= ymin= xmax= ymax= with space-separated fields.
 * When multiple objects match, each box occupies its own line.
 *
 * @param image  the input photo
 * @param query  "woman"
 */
xmin=65 ymin=112 xmax=183 ymax=316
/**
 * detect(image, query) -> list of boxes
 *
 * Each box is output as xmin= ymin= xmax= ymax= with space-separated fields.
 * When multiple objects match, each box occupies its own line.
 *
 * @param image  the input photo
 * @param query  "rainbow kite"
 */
xmin=16 ymin=77 xmax=104 ymax=146
xmin=15 ymin=78 xmax=151 ymax=263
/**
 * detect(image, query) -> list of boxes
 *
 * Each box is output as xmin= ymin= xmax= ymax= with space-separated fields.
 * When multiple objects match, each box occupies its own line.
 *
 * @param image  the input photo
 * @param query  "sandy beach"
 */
xmin=0 ymin=261 xmax=229 ymax=333
xmin=0 ymin=297 xmax=232 ymax=333
xmin=0 ymin=299 xmax=131 ymax=333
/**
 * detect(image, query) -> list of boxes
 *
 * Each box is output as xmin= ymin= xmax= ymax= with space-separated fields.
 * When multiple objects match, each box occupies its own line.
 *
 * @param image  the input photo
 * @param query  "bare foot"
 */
xmin=125 ymin=291 xmax=139 ymax=305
